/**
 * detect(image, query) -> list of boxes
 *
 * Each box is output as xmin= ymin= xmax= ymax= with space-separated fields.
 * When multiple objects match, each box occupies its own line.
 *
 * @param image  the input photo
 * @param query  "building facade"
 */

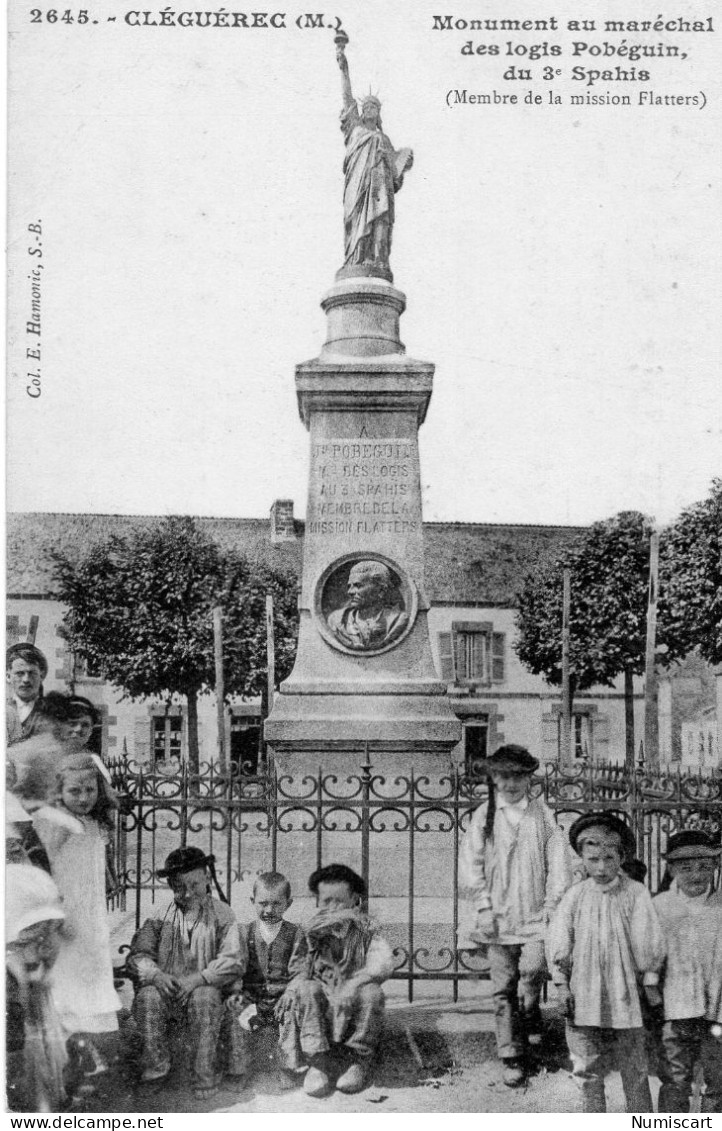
xmin=7 ymin=506 xmax=717 ymax=772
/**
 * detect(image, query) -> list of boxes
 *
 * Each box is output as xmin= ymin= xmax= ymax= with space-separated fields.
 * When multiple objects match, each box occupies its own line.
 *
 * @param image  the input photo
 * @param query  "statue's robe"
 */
xmin=340 ymin=102 xmax=410 ymax=269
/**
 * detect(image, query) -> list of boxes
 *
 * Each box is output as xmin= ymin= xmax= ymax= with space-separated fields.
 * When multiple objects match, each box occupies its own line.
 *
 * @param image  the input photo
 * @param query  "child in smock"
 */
xmin=654 ymin=830 xmax=722 ymax=1113
xmin=458 ymin=744 xmax=573 ymax=1087
xmin=33 ymin=752 xmax=121 ymax=1061
xmin=548 ymin=812 xmax=666 ymax=1114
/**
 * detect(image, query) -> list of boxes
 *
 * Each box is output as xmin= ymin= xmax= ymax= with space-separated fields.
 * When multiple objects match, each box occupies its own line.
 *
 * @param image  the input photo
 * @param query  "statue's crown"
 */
xmin=361 ymin=88 xmax=381 ymax=109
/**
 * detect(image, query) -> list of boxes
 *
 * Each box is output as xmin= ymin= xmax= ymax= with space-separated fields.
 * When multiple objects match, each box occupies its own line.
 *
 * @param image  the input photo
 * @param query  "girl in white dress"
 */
xmin=34 ymin=753 xmax=121 ymax=1055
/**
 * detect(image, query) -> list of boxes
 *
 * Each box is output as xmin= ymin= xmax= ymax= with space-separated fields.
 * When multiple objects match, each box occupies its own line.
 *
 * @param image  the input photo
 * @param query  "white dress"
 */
xmin=34 ymin=805 xmax=120 ymax=1034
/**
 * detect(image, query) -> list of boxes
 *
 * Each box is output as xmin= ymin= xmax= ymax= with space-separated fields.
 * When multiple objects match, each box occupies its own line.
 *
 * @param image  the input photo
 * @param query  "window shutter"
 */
xmin=134 ymin=718 xmax=151 ymax=765
xmin=491 ymin=633 xmax=505 ymax=683
xmin=593 ymin=712 xmax=609 ymax=757
xmin=454 ymin=633 xmax=468 ymax=680
xmin=438 ymin=633 xmax=455 ymax=682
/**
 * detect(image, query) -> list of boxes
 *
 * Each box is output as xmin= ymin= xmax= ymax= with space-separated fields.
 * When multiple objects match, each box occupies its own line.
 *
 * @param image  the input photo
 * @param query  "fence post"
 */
xmin=452 ymin=762 xmax=460 ymax=1004
xmin=644 ymin=526 xmax=660 ymax=768
xmin=213 ymin=606 xmax=227 ymax=774
xmin=360 ymin=744 xmax=372 ymax=913
xmin=407 ymin=765 xmax=415 ymax=1004
xmin=180 ymin=759 xmax=189 ymax=848
xmin=270 ymin=755 xmax=278 ymax=872
xmin=134 ymin=762 xmax=144 ymax=931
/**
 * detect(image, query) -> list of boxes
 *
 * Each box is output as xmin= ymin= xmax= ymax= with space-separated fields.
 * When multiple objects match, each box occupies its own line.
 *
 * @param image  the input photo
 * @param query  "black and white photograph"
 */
xmin=5 ymin=0 xmax=722 ymax=1117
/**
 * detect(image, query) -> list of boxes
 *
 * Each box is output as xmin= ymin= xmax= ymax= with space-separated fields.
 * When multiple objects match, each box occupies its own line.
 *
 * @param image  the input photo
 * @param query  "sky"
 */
xmin=7 ymin=0 xmax=721 ymax=527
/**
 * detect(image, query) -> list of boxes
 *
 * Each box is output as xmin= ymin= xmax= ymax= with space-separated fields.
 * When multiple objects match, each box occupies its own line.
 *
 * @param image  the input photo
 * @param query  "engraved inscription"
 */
xmin=308 ymin=440 xmax=420 ymax=536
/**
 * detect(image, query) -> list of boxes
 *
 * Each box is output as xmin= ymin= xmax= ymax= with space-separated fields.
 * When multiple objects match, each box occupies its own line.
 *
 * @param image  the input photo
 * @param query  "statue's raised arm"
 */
xmin=335 ymin=30 xmax=354 ymax=108
xmin=334 ymin=31 xmax=413 ymax=282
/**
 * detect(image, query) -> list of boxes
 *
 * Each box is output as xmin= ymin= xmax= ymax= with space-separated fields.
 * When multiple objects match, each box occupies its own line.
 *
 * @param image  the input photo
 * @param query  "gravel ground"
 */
xmin=68 ymin=990 xmax=663 ymax=1116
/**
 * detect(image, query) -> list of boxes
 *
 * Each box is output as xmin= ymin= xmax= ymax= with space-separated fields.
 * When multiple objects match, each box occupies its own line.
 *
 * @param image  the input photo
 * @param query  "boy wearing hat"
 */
xmin=654 ymin=830 xmax=722 ymax=1113
xmin=548 ymin=812 xmax=666 ymax=1113
xmin=127 ymin=846 xmax=247 ymax=1098
xmin=458 ymin=744 xmax=573 ymax=1087
xmin=276 ymin=864 xmax=395 ymax=1097
xmin=6 ymin=643 xmax=48 ymax=746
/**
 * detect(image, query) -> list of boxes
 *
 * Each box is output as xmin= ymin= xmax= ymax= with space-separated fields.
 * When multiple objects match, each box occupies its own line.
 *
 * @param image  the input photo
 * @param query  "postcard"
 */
xmin=6 ymin=0 xmax=721 ymax=1116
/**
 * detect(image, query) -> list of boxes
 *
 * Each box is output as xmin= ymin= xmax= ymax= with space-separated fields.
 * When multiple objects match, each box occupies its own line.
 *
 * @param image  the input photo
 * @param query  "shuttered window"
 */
xmin=437 ymin=624 xmax=506 ymax=686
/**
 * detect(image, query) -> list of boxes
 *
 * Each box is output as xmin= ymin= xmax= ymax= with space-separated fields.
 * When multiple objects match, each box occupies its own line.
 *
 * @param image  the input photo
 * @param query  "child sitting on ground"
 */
xmin=653 ymin=830 xmax=722 ymax=1113
xmin=276 ymin=863 xmax=395 ymax=1097
xmin=225 ymin=871 xmax=301 ymax=1072
xmin=458 ymin=744 xmax=573 ymax=1087
xmin=548 ymin=812 xmax=666 ymax=1114
xmin=127 ymin=846 xmax=246 ymax=1099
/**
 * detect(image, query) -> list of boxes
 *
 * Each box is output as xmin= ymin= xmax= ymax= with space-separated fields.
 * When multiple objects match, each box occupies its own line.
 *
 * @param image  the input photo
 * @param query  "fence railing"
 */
xmin=108 ymin=753 xmax=722 ymax=1001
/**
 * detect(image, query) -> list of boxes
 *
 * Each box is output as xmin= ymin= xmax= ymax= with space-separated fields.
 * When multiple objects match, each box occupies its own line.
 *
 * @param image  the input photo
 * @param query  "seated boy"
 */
xmin=225 ymin=871 xmax=301 ymax=1053
xmin=654 ymin=830 xmax=722 ymax=1113
xmin=127 ymin=846 xmax=246 ymax=1098
xmin=276 ymin=863 xmax=395 ymax=1097
xmin=548 ymin=813 xmax=666 ymax=1114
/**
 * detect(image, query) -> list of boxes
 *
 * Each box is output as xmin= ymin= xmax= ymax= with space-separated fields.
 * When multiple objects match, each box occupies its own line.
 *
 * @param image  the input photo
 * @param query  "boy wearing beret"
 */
xmin=127 ymin=846 xmax=247 ymax=1098
xmin=548 ymin=812 xmax=666 ymax=1113
xmin=654 ymin=830 xmax=722 ymax=1113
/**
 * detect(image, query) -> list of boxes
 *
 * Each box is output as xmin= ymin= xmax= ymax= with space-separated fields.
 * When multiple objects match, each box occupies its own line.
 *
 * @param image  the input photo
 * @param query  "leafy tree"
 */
xmin=659 ymin=479 xmax=722 ymax=667
xmin=51 ymin=517 xmax=298 ymax=772
xmin=515 ymin=511 xmax=683 ymax=765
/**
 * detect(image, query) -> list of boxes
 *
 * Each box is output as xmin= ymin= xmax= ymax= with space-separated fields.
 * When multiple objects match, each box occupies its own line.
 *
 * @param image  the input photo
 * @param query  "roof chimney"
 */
xmin=270 ymin=499 xmax=296 ymax=543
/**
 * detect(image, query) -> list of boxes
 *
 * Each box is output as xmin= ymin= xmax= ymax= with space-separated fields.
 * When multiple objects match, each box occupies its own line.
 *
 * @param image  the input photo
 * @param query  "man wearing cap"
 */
xmin=127 ymin=846 xmax=247 ymax=1098
xmin=6 ymin=643 xmax=48 ymax=746
xmin=653 ymin=830 xmax=722 ymax=1113
xmin=548 ymin=811 xmax=666 ymax=1113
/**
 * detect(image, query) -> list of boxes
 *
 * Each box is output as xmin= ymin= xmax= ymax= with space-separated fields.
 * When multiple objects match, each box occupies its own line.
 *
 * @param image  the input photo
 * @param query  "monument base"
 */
xmin=265 ymin=691 xmax=461 ymax=754
xmin=336 ymin=263 xmax=393 ymax=284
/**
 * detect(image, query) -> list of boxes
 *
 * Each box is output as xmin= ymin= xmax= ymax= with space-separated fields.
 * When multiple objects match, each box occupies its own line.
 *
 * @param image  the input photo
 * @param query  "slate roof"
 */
xmin=6 ymin=512 xmax=585 ymax=607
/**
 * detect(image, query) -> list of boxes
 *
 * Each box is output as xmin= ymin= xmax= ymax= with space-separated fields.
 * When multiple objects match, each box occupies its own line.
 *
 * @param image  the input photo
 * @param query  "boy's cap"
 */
xmin=664 ymin=830 xmax=721 ymax=861
xmin=158 ymin=846 xmax=215 ymax=878
xmin=484 ymin=745 xmax=539 ymax=775
xmin=569 ymin=812 xmax=636 ymax=859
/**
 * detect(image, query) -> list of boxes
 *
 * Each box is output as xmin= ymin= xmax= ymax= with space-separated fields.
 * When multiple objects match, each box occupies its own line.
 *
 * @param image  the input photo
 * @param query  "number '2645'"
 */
xmin=30 ymin=9 xmax=90 ymax=21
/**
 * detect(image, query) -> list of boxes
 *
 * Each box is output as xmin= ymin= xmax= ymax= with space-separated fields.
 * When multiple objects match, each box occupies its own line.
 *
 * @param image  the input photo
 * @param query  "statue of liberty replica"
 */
xmin=335 ymin=30 xmax=414 ymax=283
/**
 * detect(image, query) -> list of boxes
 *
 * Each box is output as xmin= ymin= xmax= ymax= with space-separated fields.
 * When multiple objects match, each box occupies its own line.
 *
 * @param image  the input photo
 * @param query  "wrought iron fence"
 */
xmin=108 ymin=753 xmax=722 ymax=1001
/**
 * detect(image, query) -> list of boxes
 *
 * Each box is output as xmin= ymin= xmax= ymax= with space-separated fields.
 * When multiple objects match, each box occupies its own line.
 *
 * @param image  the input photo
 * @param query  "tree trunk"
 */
xmin=187 ymin=688 xmax=200 ymax=775
xmin=624 ymin=666 xmax=635 ymax=770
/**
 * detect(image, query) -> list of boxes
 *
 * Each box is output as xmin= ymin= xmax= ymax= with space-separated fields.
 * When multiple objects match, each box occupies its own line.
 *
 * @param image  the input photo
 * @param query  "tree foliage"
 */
xmin=514 ymin=511 xmax=671 ymax=698
xmin=659 ymin=479 xmax=722 ymax=666
xmin=51 ymin=516 xmax=299 ymax=768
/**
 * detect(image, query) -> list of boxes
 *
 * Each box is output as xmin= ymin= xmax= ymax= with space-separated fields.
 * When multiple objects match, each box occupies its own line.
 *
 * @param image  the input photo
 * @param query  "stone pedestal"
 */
xmin=265 ymin=276 xmax=461 ymax=761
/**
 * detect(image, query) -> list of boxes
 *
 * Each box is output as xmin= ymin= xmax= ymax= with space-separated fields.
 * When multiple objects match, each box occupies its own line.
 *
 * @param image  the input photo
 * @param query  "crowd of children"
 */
xmin=5 ymin=689 xmax=722 ymax=1114
xmin=458 ymin=744 xmax=722 ymax=1114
